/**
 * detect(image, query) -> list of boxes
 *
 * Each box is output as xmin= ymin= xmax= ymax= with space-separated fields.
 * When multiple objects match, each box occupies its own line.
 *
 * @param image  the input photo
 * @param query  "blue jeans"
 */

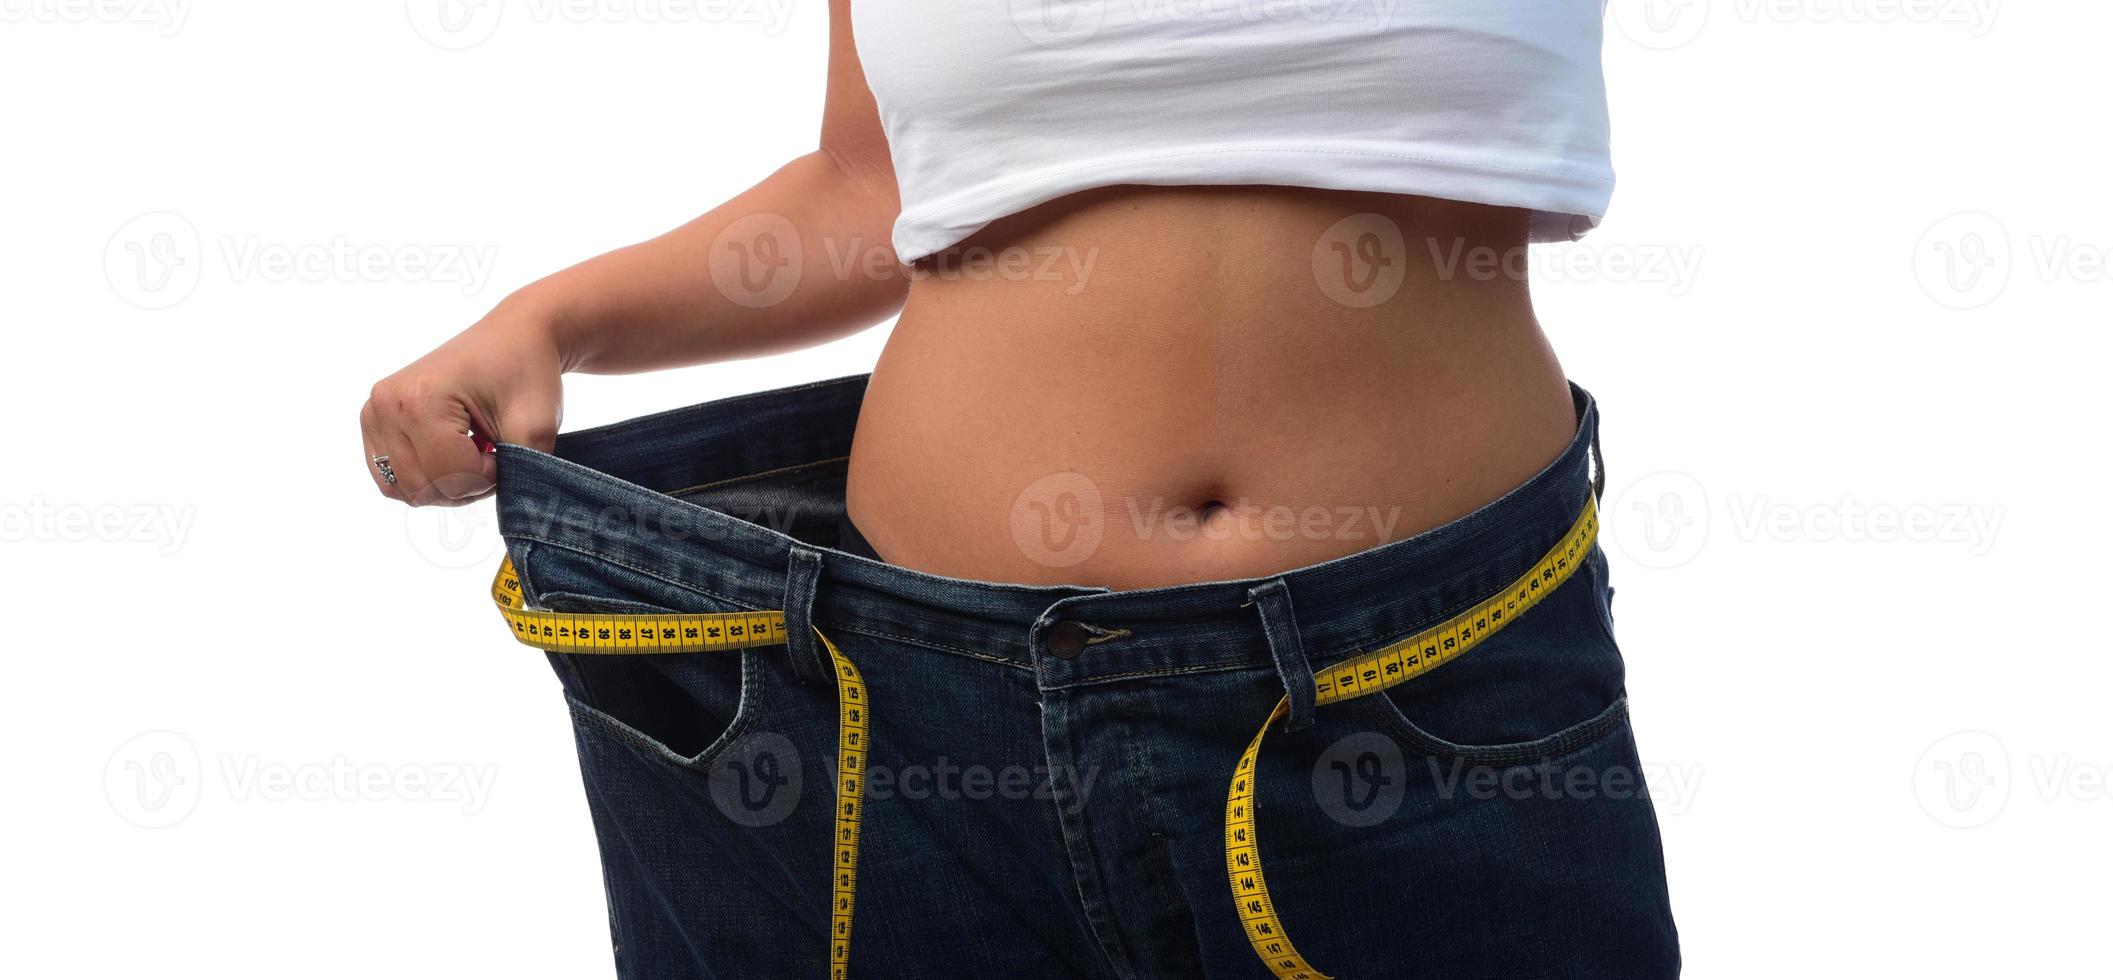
xmin=496 ymin=375 xmax=1679 ymax=979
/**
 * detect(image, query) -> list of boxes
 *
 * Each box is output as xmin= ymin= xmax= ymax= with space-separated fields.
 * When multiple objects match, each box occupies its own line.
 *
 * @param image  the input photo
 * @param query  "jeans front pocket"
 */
xmin=1346 ymin=545 xmax=1632 ymax=768
xmin=1262 ymin=702 xmax=1678 ymax=980
xmin=1357 ymin=690 xmax=1633 ymax=770
xmin=515 ymin=538 xmax=775 ymax=776
xmin=541 ymin=591 xmax=769 ymax=776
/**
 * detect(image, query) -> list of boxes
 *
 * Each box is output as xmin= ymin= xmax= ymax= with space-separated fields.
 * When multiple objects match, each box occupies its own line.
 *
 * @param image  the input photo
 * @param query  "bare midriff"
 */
xmin=846 ymin=184 xmax=1578 ymax=590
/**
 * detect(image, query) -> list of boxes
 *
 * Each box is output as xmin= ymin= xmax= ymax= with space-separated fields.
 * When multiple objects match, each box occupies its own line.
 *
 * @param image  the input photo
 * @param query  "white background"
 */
xmin=2 ymin=1 xmax=2107 ymax=977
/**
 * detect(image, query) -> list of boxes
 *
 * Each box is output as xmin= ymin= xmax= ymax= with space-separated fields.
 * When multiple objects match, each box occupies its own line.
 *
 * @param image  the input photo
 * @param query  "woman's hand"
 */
xmin=358 ymin=141 xmax=904 ymax=508
xmin=360 ymin=294 xmax=565 ymax=506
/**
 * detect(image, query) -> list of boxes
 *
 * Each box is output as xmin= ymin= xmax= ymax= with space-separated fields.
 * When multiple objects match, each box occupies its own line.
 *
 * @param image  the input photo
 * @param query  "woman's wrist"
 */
xmin=486 ymin=279 xmax=588 ymax=374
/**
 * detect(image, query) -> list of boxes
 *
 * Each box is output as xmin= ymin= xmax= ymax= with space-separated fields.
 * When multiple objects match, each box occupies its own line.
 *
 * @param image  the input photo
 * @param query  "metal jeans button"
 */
xmin=1045 ymin=621 xmax=1090 ymax=660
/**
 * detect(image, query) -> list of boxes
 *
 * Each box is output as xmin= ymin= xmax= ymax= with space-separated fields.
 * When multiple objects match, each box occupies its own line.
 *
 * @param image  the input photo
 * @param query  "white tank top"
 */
xmin=852 ymin=0 xmax=1614 ymax=262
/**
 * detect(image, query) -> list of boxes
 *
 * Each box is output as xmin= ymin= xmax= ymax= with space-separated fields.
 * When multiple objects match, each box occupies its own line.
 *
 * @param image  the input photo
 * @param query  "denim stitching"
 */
xmin=1037 ymin=694 xmax=1146 ymax=980
xmin=1298 ymin=525 xmax=1586 ymax=674
xmin=815 ymin=622 xmax=1032 ymax=671
xmin=1042 ymin=658 xmax=1263 ymax=691
xmin=532 ymin=583 xmax=771 ymax=778
xmin=509 ymin=533 xmax=755 ymax=610
xmin=1362 ymin=697 xmax=1631 ymax=770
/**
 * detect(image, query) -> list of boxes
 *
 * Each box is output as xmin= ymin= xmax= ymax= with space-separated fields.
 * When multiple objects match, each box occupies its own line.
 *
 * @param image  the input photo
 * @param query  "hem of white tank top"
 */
xmin=888 ymin=141 xmax=1615 ymax=262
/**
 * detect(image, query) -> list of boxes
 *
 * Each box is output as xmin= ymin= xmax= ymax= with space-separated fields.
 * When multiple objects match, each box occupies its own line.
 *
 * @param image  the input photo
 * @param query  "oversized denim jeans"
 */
xmin=495 ymin=375 xmax=1679 ymax=979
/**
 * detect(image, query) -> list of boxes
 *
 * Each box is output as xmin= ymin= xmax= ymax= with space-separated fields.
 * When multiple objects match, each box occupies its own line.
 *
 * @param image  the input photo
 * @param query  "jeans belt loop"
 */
xmin=1248 ymin=578 xmax=1317 ymax=734
xmin=782 ymin=544 xmax=832 ymax=688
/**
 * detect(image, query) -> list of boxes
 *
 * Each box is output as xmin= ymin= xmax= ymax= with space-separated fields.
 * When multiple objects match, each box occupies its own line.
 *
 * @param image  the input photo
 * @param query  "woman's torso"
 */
xmin=846 ymin=185 xmax=1579 ymax=589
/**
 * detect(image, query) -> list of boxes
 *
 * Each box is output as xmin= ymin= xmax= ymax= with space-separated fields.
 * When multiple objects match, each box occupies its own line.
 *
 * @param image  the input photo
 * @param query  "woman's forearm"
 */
xmin=516 ymin=150 xmax=907 ymax=375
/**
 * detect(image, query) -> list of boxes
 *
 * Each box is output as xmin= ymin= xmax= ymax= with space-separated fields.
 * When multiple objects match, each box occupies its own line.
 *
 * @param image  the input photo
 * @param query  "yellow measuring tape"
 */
xmin=1227 ymin=496 xmax=1598 ymax=979
xmin=490 ymin=494 xmax=1594 ymax=979
xmin=489 ymin=559 xmax=867 ymax=979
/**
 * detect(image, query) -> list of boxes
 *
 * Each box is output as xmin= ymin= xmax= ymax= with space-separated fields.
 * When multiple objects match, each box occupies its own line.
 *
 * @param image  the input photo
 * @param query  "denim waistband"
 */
xmin=495 ymin=375 xmax=1602 ymax=690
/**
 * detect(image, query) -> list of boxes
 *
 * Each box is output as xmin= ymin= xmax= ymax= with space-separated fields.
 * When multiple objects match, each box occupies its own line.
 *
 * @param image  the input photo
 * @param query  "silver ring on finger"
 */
xmin=372 ymin=454 xmax=398 ymax=485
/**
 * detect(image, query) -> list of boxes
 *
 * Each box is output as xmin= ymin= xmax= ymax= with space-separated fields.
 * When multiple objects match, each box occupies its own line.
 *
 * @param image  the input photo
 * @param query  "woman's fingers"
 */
xmin=403 ymin=406 xmax=496 ymax=504
xmin=365 ymin=381 xmax=483 ymax=507
xmin=362 ymin=315 xmax=565 ymax=509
